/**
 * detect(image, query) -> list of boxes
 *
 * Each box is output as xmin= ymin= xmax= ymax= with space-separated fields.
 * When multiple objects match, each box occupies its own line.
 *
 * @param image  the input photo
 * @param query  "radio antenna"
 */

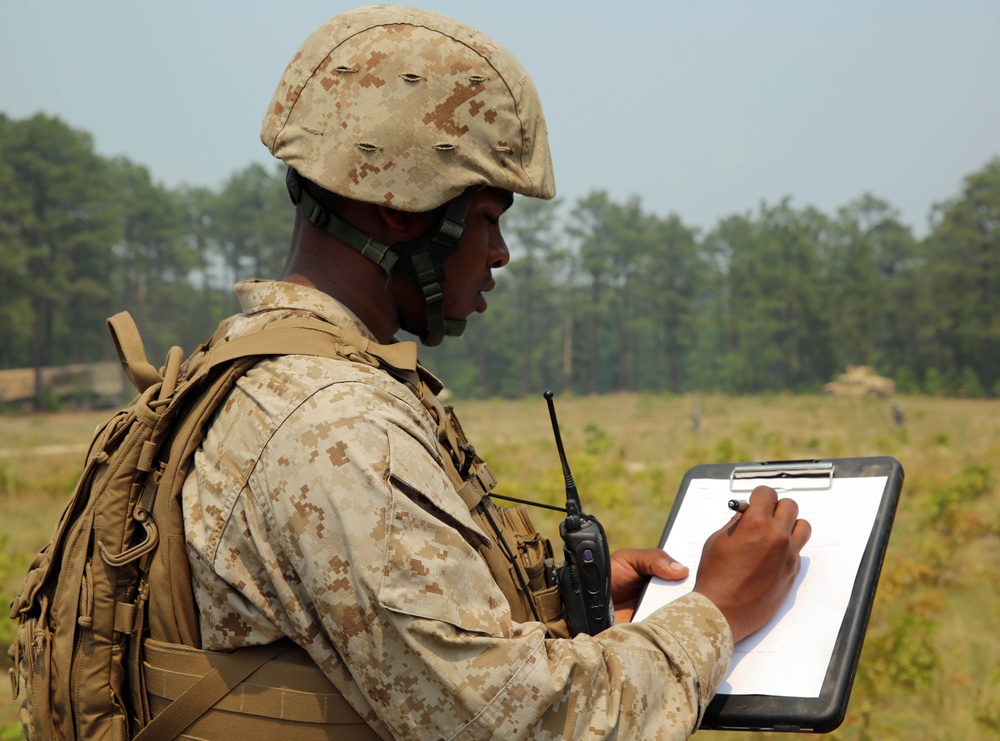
xmin=544 ymin=390 xmax=582 ymax=513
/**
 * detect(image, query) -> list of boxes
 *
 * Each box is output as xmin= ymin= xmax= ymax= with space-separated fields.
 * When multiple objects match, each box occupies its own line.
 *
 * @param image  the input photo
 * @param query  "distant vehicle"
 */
xmin=0 ymin=361 xmax=125 ymax=409
xmin=823 ymin=365 xmax=896 ymax=397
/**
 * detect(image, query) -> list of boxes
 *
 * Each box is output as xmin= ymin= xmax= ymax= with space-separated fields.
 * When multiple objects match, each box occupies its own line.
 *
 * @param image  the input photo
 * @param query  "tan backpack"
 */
xmin=7 ymin=312 xmax=409 ymax=740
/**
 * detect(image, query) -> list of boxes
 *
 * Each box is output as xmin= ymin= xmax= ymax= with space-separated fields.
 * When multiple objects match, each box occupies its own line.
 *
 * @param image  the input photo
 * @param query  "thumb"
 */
xmin=634 ymin=549 xmax=688 ymax=580
xmin=657 ymin=552 xmax=689 ymax=580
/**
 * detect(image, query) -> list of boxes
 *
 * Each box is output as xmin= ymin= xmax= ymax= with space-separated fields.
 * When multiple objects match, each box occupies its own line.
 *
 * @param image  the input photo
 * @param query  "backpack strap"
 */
xmin=136 ymin=313 xmax=422 ymax=733
xmin=203 ymin=317 xmax=418 ymax=378
xmin=133 ymin=641 xmax=289 ymax=741
xmin=108 ymin=312 xmax=166 ymax=393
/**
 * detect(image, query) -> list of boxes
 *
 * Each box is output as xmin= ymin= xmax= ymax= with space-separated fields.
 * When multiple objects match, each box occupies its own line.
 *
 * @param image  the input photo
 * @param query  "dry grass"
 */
xmin=2 ymin=395 xmax=998 ymax=739
xmin=457 ymin=393 xmax=1000 ymax=548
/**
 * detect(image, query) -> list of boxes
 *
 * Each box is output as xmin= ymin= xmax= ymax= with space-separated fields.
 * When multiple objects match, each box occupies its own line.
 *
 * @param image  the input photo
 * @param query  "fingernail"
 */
xmin=669 ymin=561 xmax=684 ymax=571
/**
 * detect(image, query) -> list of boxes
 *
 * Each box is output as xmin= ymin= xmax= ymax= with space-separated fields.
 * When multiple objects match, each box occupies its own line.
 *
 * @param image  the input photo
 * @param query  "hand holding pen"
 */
xmin=693 ymin=485 xmax=811 ymax=643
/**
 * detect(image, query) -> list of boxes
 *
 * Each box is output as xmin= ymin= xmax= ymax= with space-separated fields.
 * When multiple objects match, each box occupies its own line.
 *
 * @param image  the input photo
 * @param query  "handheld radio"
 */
xmin=544 ymin=391 xmax=614 ymax=636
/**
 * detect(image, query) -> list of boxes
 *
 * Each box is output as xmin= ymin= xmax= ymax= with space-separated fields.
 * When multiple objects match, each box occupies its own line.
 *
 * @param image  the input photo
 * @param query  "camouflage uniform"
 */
xmin=183 ymin=279 xmax=734 ymax=740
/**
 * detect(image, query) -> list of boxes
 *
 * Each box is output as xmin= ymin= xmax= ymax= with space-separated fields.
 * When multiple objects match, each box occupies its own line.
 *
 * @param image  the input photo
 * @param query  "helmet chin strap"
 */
xmin=286 ymin=169 xmax=475 ymax=346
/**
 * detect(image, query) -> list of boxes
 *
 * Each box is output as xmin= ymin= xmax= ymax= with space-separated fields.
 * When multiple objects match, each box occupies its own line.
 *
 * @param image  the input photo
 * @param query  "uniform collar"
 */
xmin=235 ymin=279 xmax=378 ymax=343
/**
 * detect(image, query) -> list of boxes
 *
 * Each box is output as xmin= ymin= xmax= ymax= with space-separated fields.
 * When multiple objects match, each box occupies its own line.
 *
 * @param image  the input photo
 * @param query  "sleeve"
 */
xmin=241 ymin=378 xmax=733 ymax=741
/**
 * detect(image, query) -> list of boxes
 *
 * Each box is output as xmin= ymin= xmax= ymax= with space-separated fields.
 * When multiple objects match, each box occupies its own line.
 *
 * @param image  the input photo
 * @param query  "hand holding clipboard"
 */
xmin=634 ymin=457 xmax=903 ymax=733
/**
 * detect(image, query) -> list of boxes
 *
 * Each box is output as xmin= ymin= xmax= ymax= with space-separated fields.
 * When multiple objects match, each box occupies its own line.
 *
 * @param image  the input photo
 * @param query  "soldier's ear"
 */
xmin=377 ymin=205 xmax=438 ymax=241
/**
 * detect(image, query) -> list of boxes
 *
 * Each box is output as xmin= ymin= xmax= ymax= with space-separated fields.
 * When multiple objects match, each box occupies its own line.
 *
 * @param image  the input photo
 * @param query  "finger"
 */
xmin=791 ymin=517 xmax=812 ymax=550
xmin=773 ymin=496 xmax=800 ymax=530
xmin=723 ymin=512 xmax=743 ymax=535
xmin=748 ymin=485 xmax=778 ymax=513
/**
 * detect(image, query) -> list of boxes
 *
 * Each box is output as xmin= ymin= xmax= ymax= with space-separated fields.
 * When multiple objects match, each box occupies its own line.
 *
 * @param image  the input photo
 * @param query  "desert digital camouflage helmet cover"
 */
xmin=261 ymin=4 xmax=555 ymax=212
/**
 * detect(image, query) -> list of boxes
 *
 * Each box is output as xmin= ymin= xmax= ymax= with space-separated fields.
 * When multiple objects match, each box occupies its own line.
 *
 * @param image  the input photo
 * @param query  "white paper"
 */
xmin=632 ymin=476 xmax=886 ymax=698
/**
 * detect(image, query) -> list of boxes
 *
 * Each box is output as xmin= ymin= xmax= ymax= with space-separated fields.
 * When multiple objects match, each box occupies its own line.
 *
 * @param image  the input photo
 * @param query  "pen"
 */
xmin=728 ymin=498 xmax=749 ymax=513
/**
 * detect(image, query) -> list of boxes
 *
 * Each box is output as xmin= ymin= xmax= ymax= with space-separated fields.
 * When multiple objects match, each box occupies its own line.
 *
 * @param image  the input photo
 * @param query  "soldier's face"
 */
xmin=440 ymin=187 xmax=513 ymax=320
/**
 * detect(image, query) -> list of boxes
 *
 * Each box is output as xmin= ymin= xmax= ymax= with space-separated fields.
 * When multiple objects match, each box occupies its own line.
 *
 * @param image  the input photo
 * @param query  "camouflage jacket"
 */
xmin=183 ymin=279 xmax=733 ymax=740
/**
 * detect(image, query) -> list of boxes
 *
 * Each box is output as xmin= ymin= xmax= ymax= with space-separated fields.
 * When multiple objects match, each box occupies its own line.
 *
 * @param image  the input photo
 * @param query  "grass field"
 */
xmin=2 ymin=394 xmax=998 ymax=739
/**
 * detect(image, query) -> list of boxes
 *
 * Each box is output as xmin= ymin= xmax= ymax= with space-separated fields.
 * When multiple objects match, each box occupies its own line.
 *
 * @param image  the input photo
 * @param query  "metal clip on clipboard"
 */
xmin=730 ymin=460 xmax=835 ymax=492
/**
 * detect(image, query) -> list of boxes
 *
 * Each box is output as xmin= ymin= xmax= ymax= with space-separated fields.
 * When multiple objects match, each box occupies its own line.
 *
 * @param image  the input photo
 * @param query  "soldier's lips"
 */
xmin=477 ymin=279 xmax=495 ymax=312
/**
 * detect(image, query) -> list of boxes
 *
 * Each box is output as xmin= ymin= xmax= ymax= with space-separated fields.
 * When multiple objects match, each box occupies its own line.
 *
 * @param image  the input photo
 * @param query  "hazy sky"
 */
xmin=3 ymin=1 xmax=998 ymax=237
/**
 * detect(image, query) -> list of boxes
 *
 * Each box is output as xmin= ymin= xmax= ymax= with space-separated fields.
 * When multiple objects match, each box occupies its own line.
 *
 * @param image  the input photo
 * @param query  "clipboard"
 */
xmin=633 ymin=456 xmax=903 ymax=733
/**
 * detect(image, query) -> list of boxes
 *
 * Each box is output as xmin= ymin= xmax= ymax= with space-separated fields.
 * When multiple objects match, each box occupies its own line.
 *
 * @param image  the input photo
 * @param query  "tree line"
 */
xmin=2 ymin=112 xmax=998 ymax=406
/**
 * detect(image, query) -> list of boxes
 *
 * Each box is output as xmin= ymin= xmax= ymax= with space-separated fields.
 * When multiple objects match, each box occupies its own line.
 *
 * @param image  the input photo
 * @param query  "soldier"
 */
xmin=181 ymin=6 xmax=810 ymax=738
xmin=891 ymin=400 xmax=906 ymax=428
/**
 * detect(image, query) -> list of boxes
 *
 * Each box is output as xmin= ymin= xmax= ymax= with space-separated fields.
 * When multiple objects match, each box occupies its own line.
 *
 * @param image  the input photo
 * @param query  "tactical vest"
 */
xmin=134 ymin=319 xmax=568 ymax=740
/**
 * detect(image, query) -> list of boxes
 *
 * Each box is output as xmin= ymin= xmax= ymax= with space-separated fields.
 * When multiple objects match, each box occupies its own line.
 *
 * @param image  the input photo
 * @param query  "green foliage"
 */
xmin=956 ymin=366 xmax=985 ymax=397
xmin=922 ymin=368 xmax=942 ymax=395
xmin=0 ymin=462 xmax=18 ymax=496
xmin=0 ymin=529 xmax=32 ymax=739
xmin=711 ymin=437 xmax=750 ymax=463
xmin=583 ymin=423 xmax=615 ymax=456
xmin=0 ymin=534 xmax=16 ymax=654
xmin=922 ymin=463 xmax=994 ymax=534
xmin=0 ymin=113 xmax=119 ymax=401
xmin=892 ymin=368 xmax=918 ymax=395
xmin=0 ymin=723 xmax=22 ymax=741
xmin=38 ymin=386 xmax=63 ymax=412
xmin=0 ymin=116 xmax=292 ymax=376
xmin=924 ymin=158 xmax=1000 ymax=400
xmin=863 ymin=609 xmax=940 ymax=692
xmin=976 ymin=667 xmax=1000 ymax=734
xmin=211 ymin=163 xmax=292 ymax=287
xmin=1 ymin=114 xmax=999 ymax=402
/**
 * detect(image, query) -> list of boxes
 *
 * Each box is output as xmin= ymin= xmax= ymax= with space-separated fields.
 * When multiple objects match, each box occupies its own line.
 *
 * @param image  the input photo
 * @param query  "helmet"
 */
xmin=261 ymin=4 xmax=555 ymax=212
